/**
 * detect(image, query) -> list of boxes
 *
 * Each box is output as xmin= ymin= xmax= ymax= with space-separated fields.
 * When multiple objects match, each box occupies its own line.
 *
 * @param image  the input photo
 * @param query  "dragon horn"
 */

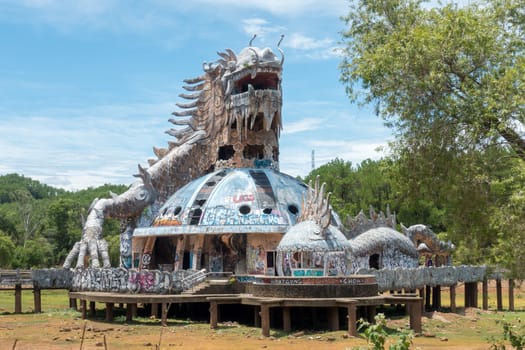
xmin=225 ymin=48 xmax=237 ymax=62
xmin=277 ymin=34 xmax=285 ymax=66
xmin=247 ymin=47 xmax=259 ymax=78
xmin=249 ymin=34 xmax=257 ymax=46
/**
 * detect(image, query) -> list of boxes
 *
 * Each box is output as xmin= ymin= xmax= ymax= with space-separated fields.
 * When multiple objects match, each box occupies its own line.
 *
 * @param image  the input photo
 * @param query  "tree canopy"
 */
xmin=340 ymin=0 xmax=525 ymax=163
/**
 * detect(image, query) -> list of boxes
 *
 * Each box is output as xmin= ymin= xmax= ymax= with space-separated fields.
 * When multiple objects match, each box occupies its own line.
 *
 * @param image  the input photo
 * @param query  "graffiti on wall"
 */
xmin=201 ymin=206 xmax=285 ymax=226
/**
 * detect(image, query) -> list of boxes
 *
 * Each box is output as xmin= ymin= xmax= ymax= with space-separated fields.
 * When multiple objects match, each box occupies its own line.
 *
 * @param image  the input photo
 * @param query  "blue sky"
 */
xmin=0 ymin=0 xmax=392 ymax=191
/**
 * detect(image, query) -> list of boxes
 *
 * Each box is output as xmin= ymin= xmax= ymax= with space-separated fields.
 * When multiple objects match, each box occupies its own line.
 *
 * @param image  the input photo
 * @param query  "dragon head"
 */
xmin=164 ymin=37 xmax=284 ymax=171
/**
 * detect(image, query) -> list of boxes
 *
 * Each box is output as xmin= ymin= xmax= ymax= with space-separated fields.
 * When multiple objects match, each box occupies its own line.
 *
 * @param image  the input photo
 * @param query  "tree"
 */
xmin=340 ymin=0 xmax=525 ymax=265
xmin=11 ymin=189 xmax=45 ymax=247
xmin=340 ymin=0 xmax=525 ymax=162
xmin=0 ymin=231 xmax=15 ymax=267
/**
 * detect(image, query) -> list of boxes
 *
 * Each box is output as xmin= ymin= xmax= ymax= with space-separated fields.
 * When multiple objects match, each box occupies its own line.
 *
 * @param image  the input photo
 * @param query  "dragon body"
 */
xmin=64 ymin=42 xmax=284 ymax=268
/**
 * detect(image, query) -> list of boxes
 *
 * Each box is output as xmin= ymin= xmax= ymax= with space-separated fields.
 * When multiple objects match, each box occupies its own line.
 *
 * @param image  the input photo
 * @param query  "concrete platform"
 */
xmin=69 ymin=291 xmax=422 ymax=336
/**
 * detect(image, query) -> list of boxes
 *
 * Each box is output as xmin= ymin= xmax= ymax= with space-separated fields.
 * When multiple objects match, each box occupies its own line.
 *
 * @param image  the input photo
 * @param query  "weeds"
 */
xmin=489 ymin=318 xmax=525 ymax=350
xmin=349 ymin=313 xmax=413 ymax=350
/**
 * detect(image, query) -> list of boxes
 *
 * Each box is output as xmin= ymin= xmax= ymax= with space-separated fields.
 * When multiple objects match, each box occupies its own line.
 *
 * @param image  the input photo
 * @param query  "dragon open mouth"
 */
xmin=232 ymin=70 xmax=280 ymax=94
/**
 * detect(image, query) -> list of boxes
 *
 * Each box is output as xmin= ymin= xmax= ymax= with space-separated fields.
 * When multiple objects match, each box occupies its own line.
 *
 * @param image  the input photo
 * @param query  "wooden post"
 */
xmin=81 ymin=300 xmax=87 ymax=319
xmin=105 ymin=303 xmax=114 ymax=322
xmin=33 ymin=288 xmax=41 ymax=313
xmin=450 ymin=285 xmax=456 ymax=313
xmin=14 ymin=284 xmax=22 ymax=314
xmin=282 ymin=307 xmax=291 ymax=332
xmin=509 ymin=279 xmax=515 ymax=311
xmin=260 ymin=304 xmax=270 ymax=337
xmin=328 ymin=307 xmax=339 ymax=331
xmin=209 ymin=301 xmax=218 ymax=328
xmin=496 ymin=279 xmax=503 ymax=311
xmin=482 ymin=279 xmax=489 ymax=310
xmin=161 ymin=303 xmax=168 ymax=327
xmin=347 ymin=303 xmax=357 ymax=337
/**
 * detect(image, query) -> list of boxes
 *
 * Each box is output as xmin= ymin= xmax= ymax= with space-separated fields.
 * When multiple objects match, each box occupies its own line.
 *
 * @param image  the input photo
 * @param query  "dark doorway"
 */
xmin=369 ymin=254 xmax=380 ymax=269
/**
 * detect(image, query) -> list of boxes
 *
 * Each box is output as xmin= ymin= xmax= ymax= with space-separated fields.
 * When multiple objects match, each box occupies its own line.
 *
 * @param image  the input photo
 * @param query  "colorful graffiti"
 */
xmin=201 ymin=207 xmax=284 ymax=226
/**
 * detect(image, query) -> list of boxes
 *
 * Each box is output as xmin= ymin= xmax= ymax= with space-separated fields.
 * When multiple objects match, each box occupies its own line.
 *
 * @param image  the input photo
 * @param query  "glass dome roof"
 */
xmin=133 ymin=168 xmax=309 ymax=237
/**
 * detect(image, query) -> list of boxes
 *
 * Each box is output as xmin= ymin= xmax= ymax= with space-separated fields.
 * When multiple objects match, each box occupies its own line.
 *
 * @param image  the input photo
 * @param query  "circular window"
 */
xmin=239 ymin=205 xmax=251 ymax=215
xmin=262 ymin=207 xmax=272 ymax=214
xmin=288 ymin=204 xmax=299 ymax=215
xmin=173 ymin=206 xmax=182 ymax=216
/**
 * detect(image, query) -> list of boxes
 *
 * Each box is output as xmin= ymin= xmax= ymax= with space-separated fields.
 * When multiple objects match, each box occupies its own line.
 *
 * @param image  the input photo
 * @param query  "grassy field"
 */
xmin=0 ymin=282 xmax=524 ymax=349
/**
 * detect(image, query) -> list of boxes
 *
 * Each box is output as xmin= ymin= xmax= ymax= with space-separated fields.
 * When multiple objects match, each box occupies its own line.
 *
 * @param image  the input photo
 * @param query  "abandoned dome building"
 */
xmin=34 ymin=40 xmax=490 ymax=336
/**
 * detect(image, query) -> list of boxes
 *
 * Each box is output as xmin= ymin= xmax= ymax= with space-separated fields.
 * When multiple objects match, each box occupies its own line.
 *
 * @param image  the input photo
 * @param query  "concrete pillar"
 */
xmin=89 ymin=301 xmax=96 ymax=317
xmin=418 ymin=288 xmax=425 ymax=313
xmin=14 ymin=284 xmax=22 ymax=314
xmin=465 ymin=282 xmax=478 ymax=308
xmin=253 ymin=306 xmax=261 ymax=327
xmin=81 ymin=300 xmax=87 ymax=319
xmin=69 ymin=298 xmax=77 ymax=310
xmin=328 ymin=307 xmax=339 ymax=331
xmin=449 ymin=285 xmax=456 ymax=313
xmin=210 ymin=301 xmax=218 ymax=328
xmin=192 ymin=235 xmax=205 ymax=270
xmin=282 ymin=307 xmax=291 ymax=332
xmin=260 ymin=304 xmax=270 ymax=337
xmin=509 ymin=279 xmax=515 ymax=311
xmin=151 ymin=303 xmax=159 ymax=318
xmin=126 ymin=304 xmax=134 ymax=322
xmin=425 ymin=285 xmax=431 ymax=310
xmin=496 ymin=279 xmax=503 ymax=311
xmin=408 ymin=300 xmax=422 ymax=334
xmin=432 ymin=285 xmax=441 ymax=310
xmin=347 ymin=303 xmax=357 ymax=337
xmin=366 ymin=305 xmax=376 ymax=323
xmin=105 ymin=303 xmax=114 ymax=322
xmin=482 ymin=279 xmax=489 ymax=310
xmin=161 ymin=303 xmax=169 ymax=327
xmin=174 ymin=236 xmax=186 ymax=271
xmin=33 ymin=288 xmax=41 ymax=313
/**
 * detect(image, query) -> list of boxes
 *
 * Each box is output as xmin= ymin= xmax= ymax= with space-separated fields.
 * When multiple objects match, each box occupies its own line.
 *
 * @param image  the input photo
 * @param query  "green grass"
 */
xmin=0 ymin=289 xmax=70 ymax=314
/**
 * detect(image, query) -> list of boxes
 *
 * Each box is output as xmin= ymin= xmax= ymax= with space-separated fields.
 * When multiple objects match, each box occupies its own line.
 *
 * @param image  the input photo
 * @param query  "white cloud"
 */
xmin=286 ymin=33 xmax=333 ymax=51
xmin=283 ymin=118 xmax=325 ymax=135
xmin=0 ymin=102 xmax=175 ymax=190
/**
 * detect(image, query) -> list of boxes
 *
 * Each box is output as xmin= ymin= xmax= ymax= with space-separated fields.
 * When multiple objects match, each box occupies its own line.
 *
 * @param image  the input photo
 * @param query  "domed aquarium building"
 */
xmin=133 ymin=168 xmax=309 ymax=276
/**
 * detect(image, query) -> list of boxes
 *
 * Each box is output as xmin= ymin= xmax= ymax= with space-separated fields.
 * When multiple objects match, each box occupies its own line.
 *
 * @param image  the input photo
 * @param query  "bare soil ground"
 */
xmin=0 ymin=281 xmax=524 ymax=349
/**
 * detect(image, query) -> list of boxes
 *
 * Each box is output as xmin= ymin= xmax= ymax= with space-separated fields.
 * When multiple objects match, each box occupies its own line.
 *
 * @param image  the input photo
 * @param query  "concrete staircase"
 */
xmin=181 ymin=278 xmax=233 ymax=295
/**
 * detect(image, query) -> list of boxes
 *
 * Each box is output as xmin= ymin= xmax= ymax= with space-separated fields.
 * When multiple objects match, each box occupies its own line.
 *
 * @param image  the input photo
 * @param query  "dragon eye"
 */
xmin=135 ymin=189 xmax=148 ymax=201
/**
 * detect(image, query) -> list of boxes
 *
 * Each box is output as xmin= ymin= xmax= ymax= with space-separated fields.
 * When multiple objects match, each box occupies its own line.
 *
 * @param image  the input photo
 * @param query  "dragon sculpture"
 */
xmin=64 ymin=36 xmax=285 ymax=269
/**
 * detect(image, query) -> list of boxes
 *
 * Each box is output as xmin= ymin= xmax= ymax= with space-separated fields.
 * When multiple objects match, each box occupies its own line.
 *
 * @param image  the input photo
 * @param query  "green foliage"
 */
xmin=350 ymin=313 xmax=413 ymax=350
xmin=0 ymin=173 xmax=64 ymax=203
xmin=12 ymin=237 xmax=54 ymax=268
xmin=0 ymin=173 xmax=127 ymax=268
xmin=305 ymin=158 xmax=394 ymax=219
xmin=340 ymin=0 xmax=525 ymax=162
xmin=340 ymin=0 xmax=525 ymax=266
xmin=0 ymin=231 xmax=16 ymax=267
xmin=490 ymin=319 xmax=525 ymax=350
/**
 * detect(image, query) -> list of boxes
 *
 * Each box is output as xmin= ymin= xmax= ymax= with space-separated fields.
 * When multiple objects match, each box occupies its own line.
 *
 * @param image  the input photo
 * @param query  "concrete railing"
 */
xmin=357 ymin=265 xmax=488 ymax=292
